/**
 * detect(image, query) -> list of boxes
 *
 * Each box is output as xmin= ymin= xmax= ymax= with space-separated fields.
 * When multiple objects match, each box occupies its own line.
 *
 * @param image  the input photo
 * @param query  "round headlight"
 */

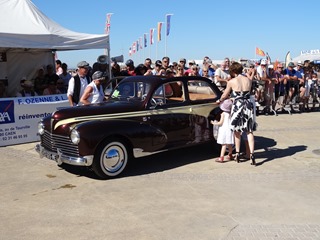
xmin=70 ymin=129 xmax=80 ymax=145
xmin=38 ymin=122 xmax=45 ymax=135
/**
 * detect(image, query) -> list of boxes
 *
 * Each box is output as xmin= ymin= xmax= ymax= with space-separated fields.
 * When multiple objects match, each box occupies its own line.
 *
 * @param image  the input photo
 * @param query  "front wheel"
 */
xmin=92 ymin=138 xmax=130 ymax=178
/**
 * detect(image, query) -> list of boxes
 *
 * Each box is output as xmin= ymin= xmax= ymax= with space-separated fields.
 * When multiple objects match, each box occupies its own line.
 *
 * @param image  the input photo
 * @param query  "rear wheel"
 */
xmin=92 ymin=138 xmax=129 ymax=178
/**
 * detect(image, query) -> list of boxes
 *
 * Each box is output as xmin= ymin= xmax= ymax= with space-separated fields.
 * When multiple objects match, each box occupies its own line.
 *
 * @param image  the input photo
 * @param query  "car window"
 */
xmin=150 ymin=81 xmax=185 ymax=107
xmin=187 ymin=79 xmax=217 ymax=101
xmin=111 ymin=81 xmax=151 ymax=101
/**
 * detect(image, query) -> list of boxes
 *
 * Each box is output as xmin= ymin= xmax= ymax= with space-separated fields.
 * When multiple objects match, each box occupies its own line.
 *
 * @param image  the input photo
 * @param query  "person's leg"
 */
xmin=234 ymin=131 xmax=241 ymax=163
xmin=227 ymin=144 xmax=234 ymax=160
xmin=216 ymin=144 xmax=226 ymax=162
xmin=247 ymin=132 xmax=256 ymax=166
xmin=220 ymin=144 xmax=226 ymax=158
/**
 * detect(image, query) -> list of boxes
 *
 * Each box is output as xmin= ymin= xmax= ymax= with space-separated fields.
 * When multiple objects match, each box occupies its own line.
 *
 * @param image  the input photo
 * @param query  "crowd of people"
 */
xmin=2 ymin=55 xmax=319 ymax=112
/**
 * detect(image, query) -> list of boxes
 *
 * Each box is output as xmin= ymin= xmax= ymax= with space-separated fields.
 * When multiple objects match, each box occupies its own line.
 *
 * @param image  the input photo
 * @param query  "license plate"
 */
xmin=42 ymin=149 xmax=58 ymax=161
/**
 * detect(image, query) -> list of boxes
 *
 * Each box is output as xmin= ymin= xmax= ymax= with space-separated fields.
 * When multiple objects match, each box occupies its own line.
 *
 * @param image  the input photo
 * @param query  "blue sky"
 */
xmin=32 ymin=0 xmax=319 ymax=68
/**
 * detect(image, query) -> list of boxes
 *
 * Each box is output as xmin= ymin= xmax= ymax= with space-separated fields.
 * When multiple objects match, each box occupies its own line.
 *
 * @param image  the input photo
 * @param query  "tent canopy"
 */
xmin=0 ymin=0 xmax=109 ymax=51
xmin=0 ymin=0 xmax=109 ymax=97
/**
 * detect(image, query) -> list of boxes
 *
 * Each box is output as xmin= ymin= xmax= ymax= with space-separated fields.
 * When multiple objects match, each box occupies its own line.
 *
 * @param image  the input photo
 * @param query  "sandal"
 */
xmin=226 ymin=153 xmax=234 ymax=161
xmin=215 ymin=157 xmax=224 ymax=163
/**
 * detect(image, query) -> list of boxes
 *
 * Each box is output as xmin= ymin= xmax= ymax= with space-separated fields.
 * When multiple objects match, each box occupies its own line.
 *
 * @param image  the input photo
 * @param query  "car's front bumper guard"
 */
xmin=35 ymin=144 xmax=93 ymax=167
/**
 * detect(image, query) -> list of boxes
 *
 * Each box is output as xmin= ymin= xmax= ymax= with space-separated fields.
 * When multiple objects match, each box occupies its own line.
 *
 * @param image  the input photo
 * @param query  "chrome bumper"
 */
xmin=35 ymin=144 xmax=93 ymax=167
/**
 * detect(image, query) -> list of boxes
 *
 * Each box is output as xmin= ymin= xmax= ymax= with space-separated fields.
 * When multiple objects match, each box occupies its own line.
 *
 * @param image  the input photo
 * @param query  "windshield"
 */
xmin=111 ymin=81 xmax=151 ymax=102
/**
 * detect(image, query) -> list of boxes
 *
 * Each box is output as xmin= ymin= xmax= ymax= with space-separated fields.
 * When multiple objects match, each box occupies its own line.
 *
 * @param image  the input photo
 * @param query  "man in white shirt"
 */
xmin=67 ymin=61 xmax=91 ymax=106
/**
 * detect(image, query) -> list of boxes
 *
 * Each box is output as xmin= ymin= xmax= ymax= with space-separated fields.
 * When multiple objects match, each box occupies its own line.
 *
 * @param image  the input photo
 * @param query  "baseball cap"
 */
xmin=155 ymin=60 xmax=162 ymax=66
xmin=288 ymin=62 xmax=295 ymax=67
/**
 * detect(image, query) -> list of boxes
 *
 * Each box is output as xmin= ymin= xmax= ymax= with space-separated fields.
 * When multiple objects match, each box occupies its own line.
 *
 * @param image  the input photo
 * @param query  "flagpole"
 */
xmin=105 ymin=13 xmax=113 ymax=80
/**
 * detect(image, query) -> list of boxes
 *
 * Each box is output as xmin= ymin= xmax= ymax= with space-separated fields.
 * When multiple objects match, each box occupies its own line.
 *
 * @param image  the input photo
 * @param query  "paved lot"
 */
xmin=1 ymin=111 xmax=320 ymax=240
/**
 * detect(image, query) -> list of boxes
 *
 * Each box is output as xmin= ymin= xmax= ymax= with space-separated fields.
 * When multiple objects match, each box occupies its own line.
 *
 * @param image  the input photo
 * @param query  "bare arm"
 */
xmin=68 ymin=95 xmax=74 ymax=106
xmin=80 ymin=86 xmax=93 ymax=105
xmin=210 ymin=112 xmax=224 ymax=126
xmin=218 ymin=81 xmax=232 ymax=102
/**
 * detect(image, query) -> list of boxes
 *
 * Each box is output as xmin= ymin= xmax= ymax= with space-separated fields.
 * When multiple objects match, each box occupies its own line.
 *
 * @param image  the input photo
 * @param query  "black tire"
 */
xmin=92 ymin=138 xmax=129 ymax=178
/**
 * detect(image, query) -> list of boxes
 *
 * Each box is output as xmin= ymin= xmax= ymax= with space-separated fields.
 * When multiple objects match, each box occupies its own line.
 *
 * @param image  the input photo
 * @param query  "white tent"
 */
xmin=292 ymin=50 xmax=320 ymax=63
xmin=0 ymin=0 xmax=109 ymax=96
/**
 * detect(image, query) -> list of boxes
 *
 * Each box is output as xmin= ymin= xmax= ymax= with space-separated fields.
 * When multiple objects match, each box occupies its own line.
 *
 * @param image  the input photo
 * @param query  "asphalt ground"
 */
xmin=1 ymin=111 xmax=320 ymax=240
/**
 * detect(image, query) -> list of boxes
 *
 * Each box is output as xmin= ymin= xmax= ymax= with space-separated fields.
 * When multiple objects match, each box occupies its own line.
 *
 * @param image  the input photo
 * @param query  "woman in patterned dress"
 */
xmin=216 ymin=62 xmax=256 ymax=166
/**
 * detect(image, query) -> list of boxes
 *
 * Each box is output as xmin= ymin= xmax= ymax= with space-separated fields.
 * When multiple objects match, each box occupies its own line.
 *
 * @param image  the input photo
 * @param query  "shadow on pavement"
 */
xmin=255 ymin=145 xmax=307 ymax=166
xmin=59 ymin=136 xmax=307 ymax=179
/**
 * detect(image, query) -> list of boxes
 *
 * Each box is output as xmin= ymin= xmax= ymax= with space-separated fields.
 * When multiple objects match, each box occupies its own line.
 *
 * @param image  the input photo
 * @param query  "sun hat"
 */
xmin=220 ymin=99 xmax=233 ymax=113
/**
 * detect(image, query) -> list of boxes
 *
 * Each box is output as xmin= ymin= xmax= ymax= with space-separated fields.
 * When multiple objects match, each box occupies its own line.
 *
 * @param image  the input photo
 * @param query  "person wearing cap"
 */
xmin=283 ymin=62 xmax=298 ymax=110
xmin=152 ymin=60 xmax=163 ymax=75
xmin=67 ymin=61 xmax=91 ymax=106
xmin=256 ymin=59 xmax=270 ymax=104
xmin=179 ymin=58 xmax=188 ymax=70
xmin=16 ymin=79 xmax=38 ymax=97
xmin=184 ymin=60 xmax=196 ymax=76
xmin=80 ymin=71 xmax=105 ymax=105
xmin=120 ymin=59 xmax=135 ymax=76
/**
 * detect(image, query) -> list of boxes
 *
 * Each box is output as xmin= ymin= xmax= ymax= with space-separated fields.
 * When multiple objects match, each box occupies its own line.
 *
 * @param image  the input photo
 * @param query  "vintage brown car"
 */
xmin=35 ymin=76 xmax=222 ymax=178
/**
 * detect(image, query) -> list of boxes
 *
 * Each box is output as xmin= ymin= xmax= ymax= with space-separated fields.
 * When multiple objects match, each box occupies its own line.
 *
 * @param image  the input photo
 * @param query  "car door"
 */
xmin=186 ymin=79 xmax=219 ymax=143
xmin=145 ymin=80 xmax=192 ymax=149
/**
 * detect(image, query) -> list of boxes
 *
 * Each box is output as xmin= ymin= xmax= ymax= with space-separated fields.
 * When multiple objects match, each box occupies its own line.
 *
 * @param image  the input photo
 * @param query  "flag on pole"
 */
xmin=150 ymin=28 xmax=155 ymax=45
xmin=144 ymin=33 xmax=147 ymax=48
xmin=139 ymin=37 xmax=143 ymax=49
xmin=136 ymin=40 xmax=139 ymax=52
xmin=132 ymin=42 xmax=136 ymax=54
xmin=105 ymin=13 xmax=113 ymax=34
xmin=129 ymin=47 xmax=132 ymax=56
xmin=256 ymin=47 xmax=266 ymax=56
xmin=166 ymin=14 xmax=173 ymax=36
xmin=157 ymin=22 xmax=162 ymax=42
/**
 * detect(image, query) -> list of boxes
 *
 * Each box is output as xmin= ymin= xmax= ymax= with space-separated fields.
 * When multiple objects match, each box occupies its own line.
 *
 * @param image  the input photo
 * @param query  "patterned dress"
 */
xmin=230 ymin=91 xmax=255 ymax=132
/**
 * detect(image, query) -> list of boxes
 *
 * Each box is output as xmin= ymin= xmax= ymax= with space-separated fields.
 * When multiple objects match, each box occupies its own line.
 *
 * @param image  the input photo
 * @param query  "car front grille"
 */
xmin=41 ymin=130 xmax=79 ymax=157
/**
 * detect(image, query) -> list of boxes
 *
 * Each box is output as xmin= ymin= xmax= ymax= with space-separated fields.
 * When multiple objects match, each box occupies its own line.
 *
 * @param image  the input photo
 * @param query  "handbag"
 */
xmin=212 ymin=120 xmax=219 ymax=140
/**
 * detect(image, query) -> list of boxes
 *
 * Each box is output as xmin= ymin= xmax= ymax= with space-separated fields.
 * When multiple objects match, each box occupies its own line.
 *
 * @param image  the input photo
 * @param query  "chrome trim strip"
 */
xmin=133 ymin=148 xmax=168 ymax=158
xmin=54 ymin=103 xmax=216 ymax=130
xmin=35 ymin=144 xmax=93 ymax=167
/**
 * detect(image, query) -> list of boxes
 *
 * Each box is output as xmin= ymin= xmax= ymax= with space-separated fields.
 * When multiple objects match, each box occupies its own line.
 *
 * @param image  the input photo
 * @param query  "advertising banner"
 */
xmin=0 ymin=94 xmax=69 ymax=146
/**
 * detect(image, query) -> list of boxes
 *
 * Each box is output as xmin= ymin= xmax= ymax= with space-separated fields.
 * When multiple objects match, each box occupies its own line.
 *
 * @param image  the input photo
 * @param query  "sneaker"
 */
xmin=255 ymin=101 xmax=260 ymax=107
